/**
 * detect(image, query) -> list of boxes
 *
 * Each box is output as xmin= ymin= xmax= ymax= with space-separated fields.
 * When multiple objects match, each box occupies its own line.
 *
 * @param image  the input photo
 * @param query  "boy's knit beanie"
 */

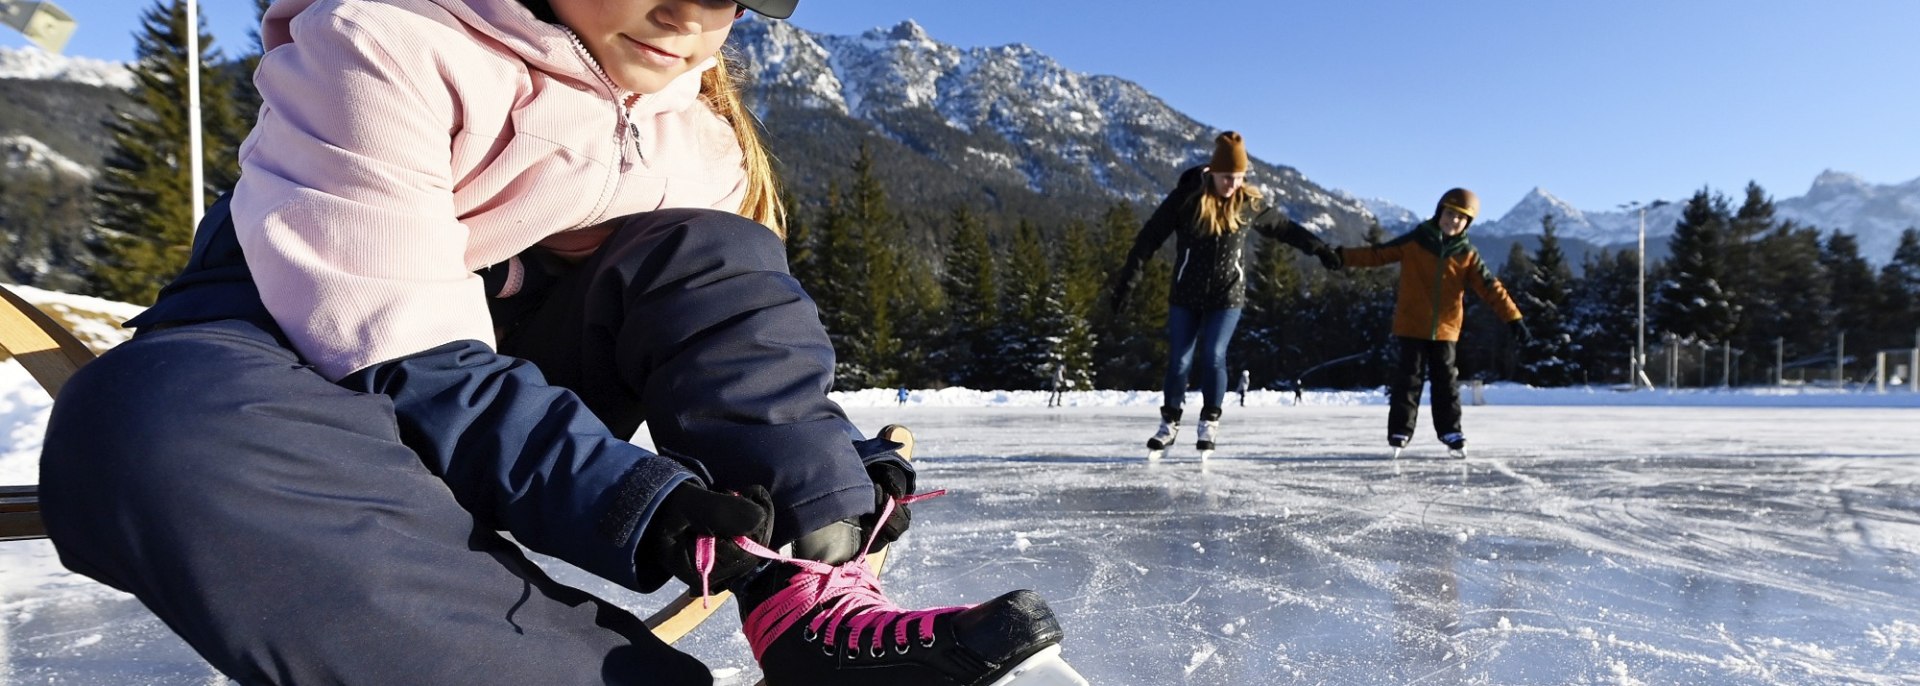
xmin=1210 ymin=132 xmax=1250 ymax=175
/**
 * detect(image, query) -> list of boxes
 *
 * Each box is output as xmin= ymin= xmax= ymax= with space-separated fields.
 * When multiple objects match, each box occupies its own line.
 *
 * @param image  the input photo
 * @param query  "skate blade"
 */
xmin=1447 ymin=448 xmax=1467 ymax=459
xmin=1197 ymin=449 xmax=1213 ymax=461
xmin=985 ymin=645 xmax=1090 ymax=686
xmin=1146 ymin=449 xmax=1164 ymax=461
xmin=1390 ymin=447 xmax=1403 ymax=459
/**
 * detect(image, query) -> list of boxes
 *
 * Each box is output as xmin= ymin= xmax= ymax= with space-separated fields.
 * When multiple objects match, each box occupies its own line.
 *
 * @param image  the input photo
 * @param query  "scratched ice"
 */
xmin=4 ymin=371 xmax=1919 ymax=685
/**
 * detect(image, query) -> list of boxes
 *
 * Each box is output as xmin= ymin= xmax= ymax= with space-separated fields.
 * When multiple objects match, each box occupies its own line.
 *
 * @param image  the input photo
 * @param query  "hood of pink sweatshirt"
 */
xmin=235 ymin=0 xmax=748 ymax=379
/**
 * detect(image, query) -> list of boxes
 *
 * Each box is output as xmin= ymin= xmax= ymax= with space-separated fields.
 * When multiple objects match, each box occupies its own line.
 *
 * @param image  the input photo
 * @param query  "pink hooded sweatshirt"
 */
xmin=237 ymin=0 xmax=748 ymax=380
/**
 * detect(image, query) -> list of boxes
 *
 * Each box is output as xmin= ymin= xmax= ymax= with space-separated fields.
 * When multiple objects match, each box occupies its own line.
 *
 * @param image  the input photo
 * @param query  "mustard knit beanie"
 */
xmin=1210 ymin=132 xmax=1249 ymax=175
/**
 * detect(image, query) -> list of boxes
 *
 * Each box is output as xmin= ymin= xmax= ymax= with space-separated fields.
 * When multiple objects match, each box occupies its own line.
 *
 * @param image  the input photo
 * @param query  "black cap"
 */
xmin=736 ymin=0 xmax=796 ymax=19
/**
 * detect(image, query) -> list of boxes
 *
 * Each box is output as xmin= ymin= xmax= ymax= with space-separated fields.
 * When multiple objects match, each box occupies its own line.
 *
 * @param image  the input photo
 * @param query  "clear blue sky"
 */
xmin=9 ymin=0 xmax=1919 ymax=217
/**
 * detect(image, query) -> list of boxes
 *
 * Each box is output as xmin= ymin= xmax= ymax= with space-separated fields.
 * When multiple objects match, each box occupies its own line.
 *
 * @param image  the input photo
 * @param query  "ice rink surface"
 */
xmin=5 ymin=401 xmax=1919 ymax=684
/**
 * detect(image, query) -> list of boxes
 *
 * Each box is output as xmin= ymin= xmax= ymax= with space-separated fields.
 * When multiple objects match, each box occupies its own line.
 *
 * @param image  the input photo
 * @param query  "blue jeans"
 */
xmin=1162 ymin=305 xmax=1242 ymax=412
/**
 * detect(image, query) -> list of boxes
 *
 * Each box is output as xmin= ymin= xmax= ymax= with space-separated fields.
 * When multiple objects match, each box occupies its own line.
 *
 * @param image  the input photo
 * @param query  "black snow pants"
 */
xmin=38 ymin=205 xmax=874 ymax=686
xmin=1388 ymin=336 xmax=1463 ymax=440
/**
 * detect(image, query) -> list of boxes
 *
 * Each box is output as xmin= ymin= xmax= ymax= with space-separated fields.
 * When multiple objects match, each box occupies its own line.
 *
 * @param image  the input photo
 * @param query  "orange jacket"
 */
xmin=1339 ymin=222 xmax=1522 ymax=341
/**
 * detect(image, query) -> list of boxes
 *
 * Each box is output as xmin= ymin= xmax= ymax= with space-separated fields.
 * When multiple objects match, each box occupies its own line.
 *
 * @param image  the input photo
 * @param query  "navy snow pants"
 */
xmin=38 ymin=208 xmax=873 ymax=685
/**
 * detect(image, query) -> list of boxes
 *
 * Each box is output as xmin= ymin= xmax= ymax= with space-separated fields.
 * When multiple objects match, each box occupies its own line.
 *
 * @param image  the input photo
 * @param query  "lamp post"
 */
xmin=0 ymin=0 xmax=77 ymax=53
xmin=1619 ymin=201 xmax=1652 ymax=389
xmin=186 ymin=0 xmax=204 ymax=225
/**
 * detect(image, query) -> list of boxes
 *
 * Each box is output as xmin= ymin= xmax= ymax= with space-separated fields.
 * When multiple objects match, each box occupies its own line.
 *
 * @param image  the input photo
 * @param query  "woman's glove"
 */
xmin=1314 ymin=245 xmax=1343 ymax=270
xmin=639 ymin=483 xmax=774 ymax=590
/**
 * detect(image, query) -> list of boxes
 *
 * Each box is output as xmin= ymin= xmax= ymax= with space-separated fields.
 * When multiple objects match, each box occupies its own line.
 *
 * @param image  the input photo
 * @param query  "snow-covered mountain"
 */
xmin=1473 ymin=174 xmax=1920 ymax=264
xmin=0 ymin=45 xmax=132 ymax=89
xmin=1334 ymin=191 xmax=1420 ymax=232
xmin=1777 ymin=171 xmax=1920 ymax=260
xmin=1473 ymin=187 xmax=1687 ymax=247
xmin=728 ymin=19 xmax=1381 ymax=240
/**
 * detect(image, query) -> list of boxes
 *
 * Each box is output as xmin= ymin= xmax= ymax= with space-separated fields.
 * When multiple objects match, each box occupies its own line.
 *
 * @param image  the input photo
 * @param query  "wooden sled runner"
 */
xmin=0 ymin=283 xmax=913 ymax=645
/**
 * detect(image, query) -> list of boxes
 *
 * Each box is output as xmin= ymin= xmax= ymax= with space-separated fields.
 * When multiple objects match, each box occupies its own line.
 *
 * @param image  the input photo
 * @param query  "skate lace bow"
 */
xmin=694 ymin=491 xmax=964 ymax=661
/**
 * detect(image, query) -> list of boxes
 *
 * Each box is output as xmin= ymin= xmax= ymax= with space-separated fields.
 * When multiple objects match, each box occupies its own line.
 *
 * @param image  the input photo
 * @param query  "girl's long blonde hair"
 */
xmin=701 ymin=52 xmax=786 ymax=238
xmin=1188 ymin=173 xmax=1264 ymax=237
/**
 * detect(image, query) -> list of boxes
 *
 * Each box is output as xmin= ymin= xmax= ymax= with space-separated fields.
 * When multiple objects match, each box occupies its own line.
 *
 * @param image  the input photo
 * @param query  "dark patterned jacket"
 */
xmin=1115 ymin=166 xmax=1331 ymax=311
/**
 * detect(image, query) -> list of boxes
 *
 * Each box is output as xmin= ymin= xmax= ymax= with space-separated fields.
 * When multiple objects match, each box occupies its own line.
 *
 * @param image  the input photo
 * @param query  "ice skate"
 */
xmin=1145 ymin=407 xmax=1181 ymax=461
xmin=1441 ymin=432 xmax=1468 ymax=459
xmin=1194 ymin=419 xmax=1218 ymax=460
xmin=730 ymin=495 xmax=1089 ymax=686
xmin=1388 ymin=434 xmax=1409 ymax=459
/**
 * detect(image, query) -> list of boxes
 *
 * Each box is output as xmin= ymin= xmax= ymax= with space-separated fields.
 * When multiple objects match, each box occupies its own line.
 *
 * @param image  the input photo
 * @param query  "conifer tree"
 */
xmin=781 ymin=192 xmax=817 ymax=288
xmin=232 ymin=0 xmax=274 ymax=131
xmin=1820 ymin=232 xmax=1880 ymax=352
xmin=1718 ymin=182 xmax=1778 ymax=374
xmin=1724 ymin=182 xmax=1774 ymax=306
xmin=810 ymin=182 xmax=876 ymax=385
xmin=1091 ymin=201 xmax=1166 ymax=389
xmin=993 ymin=219 xmax=1061 ymax=390
xmin=1236 ymin=228 xmax=1305 ymax=389
xmin=1654 ymin=190 xmax=1739 ymax=344
xmin=1875 ymin=228 xmax=1920 ymax=348
xmin=937 ymin=206 xmax=999 ymax=388
xmin=1516 ymin=215 xmax=1579 ymax=384
xmin=1292 ymin=220 xmax=1396 ymax=389
xmin=1489 ymin=242 xmax=1536 ymax=379
xmin=93 ymin=0 xmax=247 ymax=304
xmin=1748 ymin=222 xmax=1831 ymax=379
xmin=831 ymin=146 xmax=907 ymax=388
xmin=1051 ymin=220 xmax=1100 ymax=391
xmin=1567 ymin=249 xmax=1641 ymax=384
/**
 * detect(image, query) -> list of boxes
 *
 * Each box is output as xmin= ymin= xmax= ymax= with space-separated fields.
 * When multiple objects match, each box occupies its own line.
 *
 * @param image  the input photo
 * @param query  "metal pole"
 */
xmin=1912 ymin=327 xmax=1919 ymax=393
xmin=1728 ymin=340 xmax=1743 ymax=388
xmin=1636 ymin=206 xmax=1648 ymax=390
xmin=186 ymin=0 xmax=205 ymax=225
xmin=1667 ymin=335 xmax=1677 ymax=389
xmin=1876 ymin=352 xmax=1887 ymax=393
xmin=1774 ymin=337 xmax=1783 ymax=386
xmin=1698 ymin=343 xmax=1708 ymax=388
xmin=1835 ymin=332 xmax=1845 ymax=388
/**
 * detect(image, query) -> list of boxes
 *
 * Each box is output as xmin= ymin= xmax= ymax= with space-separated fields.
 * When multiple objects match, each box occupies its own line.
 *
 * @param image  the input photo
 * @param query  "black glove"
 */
xmin=1509 ymin=319 xmax=1533 ymax=344
xmin=856 ymin=440 xmax=915 ymax=551
xmin=639 ymin=483 xmax=774 ymax=591
xmin=1315 ymin=245 xmax=1343 ymax=270
xmin=1108 ymin=280 xmax=1133 ymax=315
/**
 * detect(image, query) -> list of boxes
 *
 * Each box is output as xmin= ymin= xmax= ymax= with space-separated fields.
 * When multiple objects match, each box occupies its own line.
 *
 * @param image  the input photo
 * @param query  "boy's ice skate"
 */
xmin=1145 ymin=407 xmax=1181 ymax=461
xmin=1441 ymin=432 xmax=1468 ymax=459
xmin=729 ymin=494 xmax=1089 ymax=686
xmin=1388 ymin=433 xmax=1410 ymax=459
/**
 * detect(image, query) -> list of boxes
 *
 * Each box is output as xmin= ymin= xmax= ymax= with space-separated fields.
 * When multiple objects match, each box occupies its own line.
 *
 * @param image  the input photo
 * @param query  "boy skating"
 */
xmin=1334 ymin=188 xmax=1530 ymax=458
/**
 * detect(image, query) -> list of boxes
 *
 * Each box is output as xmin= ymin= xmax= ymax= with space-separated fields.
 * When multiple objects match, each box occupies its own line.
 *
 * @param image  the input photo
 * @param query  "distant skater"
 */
xmin=1048 ymin=362 xmax=1066 ymax=408
xmin=897 ymin=386 xmax=909 ymax=407
xmin=1333 ymin=188 xmax=1530 ymax=457
xmin=1109 ymin=131 xmax=1341 ymax=455
xmin=1236 ymin=369 xmax=1249 ymax=407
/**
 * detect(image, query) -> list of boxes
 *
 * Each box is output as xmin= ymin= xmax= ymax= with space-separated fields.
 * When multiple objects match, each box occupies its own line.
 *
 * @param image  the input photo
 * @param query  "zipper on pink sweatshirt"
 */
xmin=563 ymin=28 xmax=644 ymax=171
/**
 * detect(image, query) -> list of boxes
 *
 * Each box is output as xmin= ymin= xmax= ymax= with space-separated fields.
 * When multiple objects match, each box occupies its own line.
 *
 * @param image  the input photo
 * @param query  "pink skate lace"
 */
xmin=695 ymin=491 xmax=963 ymax=661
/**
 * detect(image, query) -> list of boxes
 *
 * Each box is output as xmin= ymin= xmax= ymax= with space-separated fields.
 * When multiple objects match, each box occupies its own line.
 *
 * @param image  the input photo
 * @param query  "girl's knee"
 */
xmin=612 ymin=208 xmax=789 ymax=273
